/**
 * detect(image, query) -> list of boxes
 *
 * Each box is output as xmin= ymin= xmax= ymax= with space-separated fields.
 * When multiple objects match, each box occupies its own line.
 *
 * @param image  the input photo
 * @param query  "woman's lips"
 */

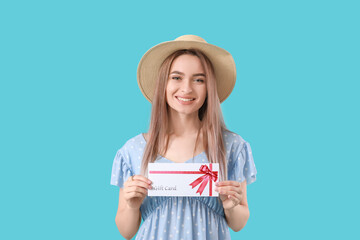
xmin=176 ymin=96 xmax=195 ymax=105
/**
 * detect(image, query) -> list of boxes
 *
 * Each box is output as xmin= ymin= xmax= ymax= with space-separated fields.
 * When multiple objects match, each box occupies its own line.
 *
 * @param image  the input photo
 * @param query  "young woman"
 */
xmin=110 ymin=35 xmax=257 ymax=240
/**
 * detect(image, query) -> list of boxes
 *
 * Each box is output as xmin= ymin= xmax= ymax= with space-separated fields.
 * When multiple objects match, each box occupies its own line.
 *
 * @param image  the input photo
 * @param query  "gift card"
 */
xmin=147 ymin=163 xmax=219 ymax=197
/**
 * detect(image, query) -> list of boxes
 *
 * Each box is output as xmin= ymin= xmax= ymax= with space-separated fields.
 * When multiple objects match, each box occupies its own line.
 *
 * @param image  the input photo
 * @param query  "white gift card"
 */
xmin=147 ymin=163 xmax=219 ymax=197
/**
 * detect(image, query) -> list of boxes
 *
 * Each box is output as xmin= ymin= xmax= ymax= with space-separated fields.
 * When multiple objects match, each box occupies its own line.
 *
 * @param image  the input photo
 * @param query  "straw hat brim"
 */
xmin=137 ymin=38 xmax=236 ymax=103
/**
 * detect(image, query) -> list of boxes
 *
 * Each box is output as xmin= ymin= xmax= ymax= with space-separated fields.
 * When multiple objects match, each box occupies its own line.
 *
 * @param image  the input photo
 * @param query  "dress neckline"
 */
xmin=140 ymin=133 xmax=206 ymax=163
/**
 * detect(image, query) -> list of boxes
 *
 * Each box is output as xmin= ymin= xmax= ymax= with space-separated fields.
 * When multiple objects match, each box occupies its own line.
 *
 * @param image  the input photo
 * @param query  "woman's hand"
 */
xmin=215 ymin=181 xmax=243 ymax=210
xmin=123 ymin=175 xmax=152 ymax=209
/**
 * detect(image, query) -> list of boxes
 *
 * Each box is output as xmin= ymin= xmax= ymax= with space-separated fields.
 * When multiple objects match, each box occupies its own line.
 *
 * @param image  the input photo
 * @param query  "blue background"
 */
xmin=1 ymin=0 xmax=359 ymax=239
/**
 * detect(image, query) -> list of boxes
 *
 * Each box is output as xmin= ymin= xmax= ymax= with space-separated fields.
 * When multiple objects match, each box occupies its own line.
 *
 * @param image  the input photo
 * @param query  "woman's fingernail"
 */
xmin=148 ymin=185 xmax=152 ymax=189
xmin=148 ymin=180 xmax=152 ymax=184
xmin=214 ymin=187 xmax=218 ymax=191
xmin=215 ymin=182 xmax=219 ymax=186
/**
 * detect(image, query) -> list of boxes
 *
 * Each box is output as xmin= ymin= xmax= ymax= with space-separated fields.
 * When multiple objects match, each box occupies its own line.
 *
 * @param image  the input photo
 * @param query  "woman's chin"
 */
xmin=169 ymin=107 xmax=199 ymax=117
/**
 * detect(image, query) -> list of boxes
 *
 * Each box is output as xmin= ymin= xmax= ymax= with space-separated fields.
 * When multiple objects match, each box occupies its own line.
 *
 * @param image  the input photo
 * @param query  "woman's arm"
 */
xmin=215 ymin=180 xmax=250 ymax=232
xmin=115 ymin=175 xmax=152 ymax=240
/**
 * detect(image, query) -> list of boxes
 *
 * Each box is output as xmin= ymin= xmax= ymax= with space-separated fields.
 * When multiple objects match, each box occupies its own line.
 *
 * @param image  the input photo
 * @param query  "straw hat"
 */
xmin=137 ymin=35 xmax=236 ymax=103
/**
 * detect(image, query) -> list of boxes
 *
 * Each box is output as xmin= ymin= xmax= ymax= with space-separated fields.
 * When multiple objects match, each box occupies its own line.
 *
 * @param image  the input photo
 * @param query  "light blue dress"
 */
xmin=110 ymin=130 xmax=257 ymax=240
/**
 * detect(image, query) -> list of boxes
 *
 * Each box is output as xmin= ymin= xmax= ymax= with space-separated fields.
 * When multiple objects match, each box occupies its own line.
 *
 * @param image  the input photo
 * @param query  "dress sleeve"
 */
xmin=110 ymin=148 xmax=134 ymax=188
xmin=228 ymin=140 xmax=257 ymax=185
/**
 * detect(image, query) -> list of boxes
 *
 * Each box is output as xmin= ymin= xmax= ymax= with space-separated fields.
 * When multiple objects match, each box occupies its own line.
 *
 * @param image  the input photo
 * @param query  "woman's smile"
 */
xmin=176 ymin=96 xmax=196 ymax=104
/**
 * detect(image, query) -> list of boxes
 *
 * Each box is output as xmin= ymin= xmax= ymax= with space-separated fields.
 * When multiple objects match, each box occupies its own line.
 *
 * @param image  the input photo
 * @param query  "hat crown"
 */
xmin=175 ymin=35 xmax=207 ymax=43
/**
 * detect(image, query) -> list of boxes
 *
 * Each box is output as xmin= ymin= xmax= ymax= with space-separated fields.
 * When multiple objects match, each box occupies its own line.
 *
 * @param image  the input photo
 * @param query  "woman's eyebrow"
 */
xmin=170 ymin=71 xmax=206 ymax=77
xmin=170 ymin=71 xmax=184 ymax=75
xmin=193 ymin=73 xmax=206 ymax=77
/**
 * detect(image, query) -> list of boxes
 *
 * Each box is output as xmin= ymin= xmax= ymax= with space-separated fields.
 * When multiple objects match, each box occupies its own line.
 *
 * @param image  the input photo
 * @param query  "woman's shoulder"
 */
xmin=222 ymin=129 xmax=248 ymax=147
xmin=116 ymin=133 xmax=147 ymax=155
xmin=125 ymin=133 xmax=146 ymax=145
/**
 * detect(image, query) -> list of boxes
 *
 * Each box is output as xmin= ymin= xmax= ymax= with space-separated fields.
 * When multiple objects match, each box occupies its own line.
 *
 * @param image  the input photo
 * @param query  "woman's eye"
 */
xmin=195 ymin=79 xmax=205 ymax=83
xmin=172 ymin=76 xmax=181 ymax=80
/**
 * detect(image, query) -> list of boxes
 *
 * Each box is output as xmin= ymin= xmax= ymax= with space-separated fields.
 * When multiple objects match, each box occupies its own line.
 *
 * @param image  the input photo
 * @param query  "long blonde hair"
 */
xmin=141 ymin=49 xmax=228 ymax=180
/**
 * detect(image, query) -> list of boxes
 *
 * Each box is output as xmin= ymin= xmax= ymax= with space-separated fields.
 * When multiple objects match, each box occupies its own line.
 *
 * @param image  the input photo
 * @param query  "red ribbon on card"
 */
xmin=189 ymin=164 xmax=218 ymax=196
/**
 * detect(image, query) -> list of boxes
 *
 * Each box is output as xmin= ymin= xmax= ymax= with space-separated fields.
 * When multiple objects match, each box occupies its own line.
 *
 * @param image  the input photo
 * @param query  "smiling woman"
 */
xmin=110 ymin=35 xmax=257 ymax=240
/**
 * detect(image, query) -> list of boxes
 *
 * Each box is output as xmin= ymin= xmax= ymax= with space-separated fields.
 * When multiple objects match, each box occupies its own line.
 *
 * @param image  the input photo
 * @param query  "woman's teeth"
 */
xmin=177 ymin=97 xmax=195 ymax=102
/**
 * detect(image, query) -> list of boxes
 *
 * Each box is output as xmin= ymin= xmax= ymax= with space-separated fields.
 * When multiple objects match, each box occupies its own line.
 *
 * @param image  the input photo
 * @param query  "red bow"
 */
xmin=189 ymin=164 xmax=218 ymax=196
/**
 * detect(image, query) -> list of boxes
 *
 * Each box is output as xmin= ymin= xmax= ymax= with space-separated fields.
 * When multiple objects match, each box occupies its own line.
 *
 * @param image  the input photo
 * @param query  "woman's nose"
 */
xmin=180 ymin=79 xmax=192 ymax=93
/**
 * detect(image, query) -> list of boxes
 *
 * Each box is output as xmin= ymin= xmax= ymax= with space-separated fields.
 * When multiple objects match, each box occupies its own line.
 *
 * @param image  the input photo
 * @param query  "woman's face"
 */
xmin=166 ymin=54 xmax=207 ymax=118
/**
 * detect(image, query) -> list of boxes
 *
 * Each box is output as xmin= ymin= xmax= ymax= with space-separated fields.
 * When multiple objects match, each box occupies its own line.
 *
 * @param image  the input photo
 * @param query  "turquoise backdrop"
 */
xmin=1 ymin=0 xmax=359 ymax=239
